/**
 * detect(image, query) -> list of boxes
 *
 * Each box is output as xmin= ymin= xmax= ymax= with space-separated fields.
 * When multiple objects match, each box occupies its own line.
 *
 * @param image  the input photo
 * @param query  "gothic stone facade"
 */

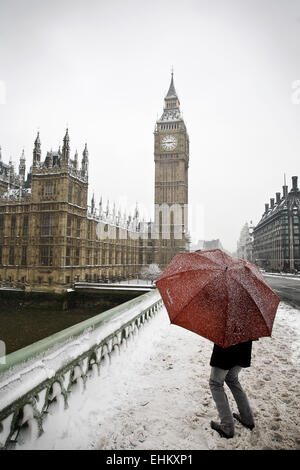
xmin=0 ymin=131 xmax=148 ymax=293
xmin=0 ymin=147 xmax=27 ymax=194
xmin=153 ymin=73 xmax=189 ymax=266
xmin=253 ymin=176 xmax=300 ymax=272
xmin=0 ymin=75 xmax=190 ymax=291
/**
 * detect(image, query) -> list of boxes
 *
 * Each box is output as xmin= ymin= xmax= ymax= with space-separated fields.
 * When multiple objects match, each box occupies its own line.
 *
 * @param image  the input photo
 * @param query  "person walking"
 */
xmin=209 ymin=340 xmax=255 ymax=439
xmin=156 ymin=249 xmax=279 ymax=439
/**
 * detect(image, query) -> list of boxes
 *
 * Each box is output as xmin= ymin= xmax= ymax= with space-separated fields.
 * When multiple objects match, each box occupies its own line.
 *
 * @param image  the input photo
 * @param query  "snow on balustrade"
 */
xmin=0 ymin=296 xmax=299 ymax=450
xmin=0 ymin=290 xmax=163 ymax=449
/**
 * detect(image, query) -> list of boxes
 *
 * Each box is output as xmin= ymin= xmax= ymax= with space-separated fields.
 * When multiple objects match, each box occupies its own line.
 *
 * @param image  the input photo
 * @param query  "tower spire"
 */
xmin=74 ymin=149 xmax=78 ymax=169
xmin=162 ymin=71 xmax=180 ymax=113
xmin=19 ymin=149 xmax=26 ymax=182
xmin=33 ymin=131 xmax=41 ymax=167
xmin=62 ymin=128 xmax=70 ymax=165
xmin=165 ymin=69 xmax=177 ymax=99
xmin=81 ymin=142 xmax=89 ymax=178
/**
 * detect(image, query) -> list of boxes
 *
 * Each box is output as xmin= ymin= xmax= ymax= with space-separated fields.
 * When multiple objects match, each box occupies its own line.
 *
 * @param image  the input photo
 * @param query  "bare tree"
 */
xmin=140 ymin=264 xmax=162 ymax=282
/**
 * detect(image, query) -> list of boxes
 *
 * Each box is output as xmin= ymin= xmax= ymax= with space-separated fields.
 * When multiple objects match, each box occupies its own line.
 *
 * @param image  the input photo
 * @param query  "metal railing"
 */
xmin=0 ymin=289 xmax=163 ymax=449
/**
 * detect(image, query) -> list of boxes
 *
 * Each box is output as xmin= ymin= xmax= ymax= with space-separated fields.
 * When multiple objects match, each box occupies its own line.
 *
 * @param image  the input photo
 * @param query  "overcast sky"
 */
xmin=0 ymin=0 xmax=300 ymax=252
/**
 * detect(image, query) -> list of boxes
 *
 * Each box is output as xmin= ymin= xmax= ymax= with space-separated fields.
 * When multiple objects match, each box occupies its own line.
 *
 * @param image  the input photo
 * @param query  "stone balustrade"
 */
xmin=0 ymin=289 xmax=163 ymax=449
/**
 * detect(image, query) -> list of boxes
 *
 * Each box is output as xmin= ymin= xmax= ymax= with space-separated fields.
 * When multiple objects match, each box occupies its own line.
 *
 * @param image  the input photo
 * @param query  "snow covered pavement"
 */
xmin=21 ymin=301 xmax=300 ymax=450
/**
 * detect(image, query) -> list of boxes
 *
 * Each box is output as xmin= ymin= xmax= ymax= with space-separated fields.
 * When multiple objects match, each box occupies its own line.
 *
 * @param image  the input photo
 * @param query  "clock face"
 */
xmin=161 ymin=134 xmax=177 ymax=151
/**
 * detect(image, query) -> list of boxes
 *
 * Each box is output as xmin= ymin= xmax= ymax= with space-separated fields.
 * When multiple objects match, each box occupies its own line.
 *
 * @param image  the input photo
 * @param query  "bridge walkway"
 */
xmin=13 ymin=302 xmax=300 ymax=451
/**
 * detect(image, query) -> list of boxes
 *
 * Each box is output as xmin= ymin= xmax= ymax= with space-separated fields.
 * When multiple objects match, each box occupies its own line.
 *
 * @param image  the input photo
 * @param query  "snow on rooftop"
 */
xmin=0 ymin=187 xmax=31 ymax=200
xmin=158 ymin=109 xmax=182 ymax=122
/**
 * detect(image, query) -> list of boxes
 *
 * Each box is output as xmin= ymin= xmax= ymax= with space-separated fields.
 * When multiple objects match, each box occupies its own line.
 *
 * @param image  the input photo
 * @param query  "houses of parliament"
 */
xmin=0 ymin=74 xmax=190 ymax=292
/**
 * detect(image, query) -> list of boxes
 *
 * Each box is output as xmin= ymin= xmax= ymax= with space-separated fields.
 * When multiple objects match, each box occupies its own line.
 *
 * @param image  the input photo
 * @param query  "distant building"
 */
xmin=237 ymin=222 xmax=254 ymax=262
xmin=253 ymin=176 xmax=300 ymax=272
xmin=191 ymin=239 xmax=224 ymax=251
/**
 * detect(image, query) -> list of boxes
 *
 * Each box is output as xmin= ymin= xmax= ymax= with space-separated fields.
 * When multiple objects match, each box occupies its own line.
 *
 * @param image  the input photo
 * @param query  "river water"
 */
xmin=0 ymin=301 xmax=122 ymax=356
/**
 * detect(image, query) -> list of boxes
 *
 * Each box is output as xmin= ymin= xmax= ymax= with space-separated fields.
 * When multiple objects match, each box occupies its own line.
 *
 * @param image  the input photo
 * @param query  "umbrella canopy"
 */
xmin=156 ymin=249 xmax=280 ymax=348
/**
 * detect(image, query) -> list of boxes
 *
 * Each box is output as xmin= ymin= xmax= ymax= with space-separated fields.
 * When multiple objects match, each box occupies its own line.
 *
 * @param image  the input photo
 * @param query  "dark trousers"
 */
xmin=209 ymin=366 xmax=254 ymax=435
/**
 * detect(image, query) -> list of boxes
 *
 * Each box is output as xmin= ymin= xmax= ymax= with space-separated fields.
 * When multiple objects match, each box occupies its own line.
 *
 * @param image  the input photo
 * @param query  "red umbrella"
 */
xmin=156 ymin=249 xmax=280 ymax=348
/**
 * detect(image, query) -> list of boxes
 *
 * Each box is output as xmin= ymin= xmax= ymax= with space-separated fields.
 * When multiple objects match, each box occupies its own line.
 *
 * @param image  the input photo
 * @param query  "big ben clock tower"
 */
xmin=153 ymin=72 xmax=189 ymax=267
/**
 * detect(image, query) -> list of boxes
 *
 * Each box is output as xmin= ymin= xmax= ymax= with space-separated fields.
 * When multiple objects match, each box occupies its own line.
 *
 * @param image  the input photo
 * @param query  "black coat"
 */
xmin=210 ymin=341 xmax=253 ymax=370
